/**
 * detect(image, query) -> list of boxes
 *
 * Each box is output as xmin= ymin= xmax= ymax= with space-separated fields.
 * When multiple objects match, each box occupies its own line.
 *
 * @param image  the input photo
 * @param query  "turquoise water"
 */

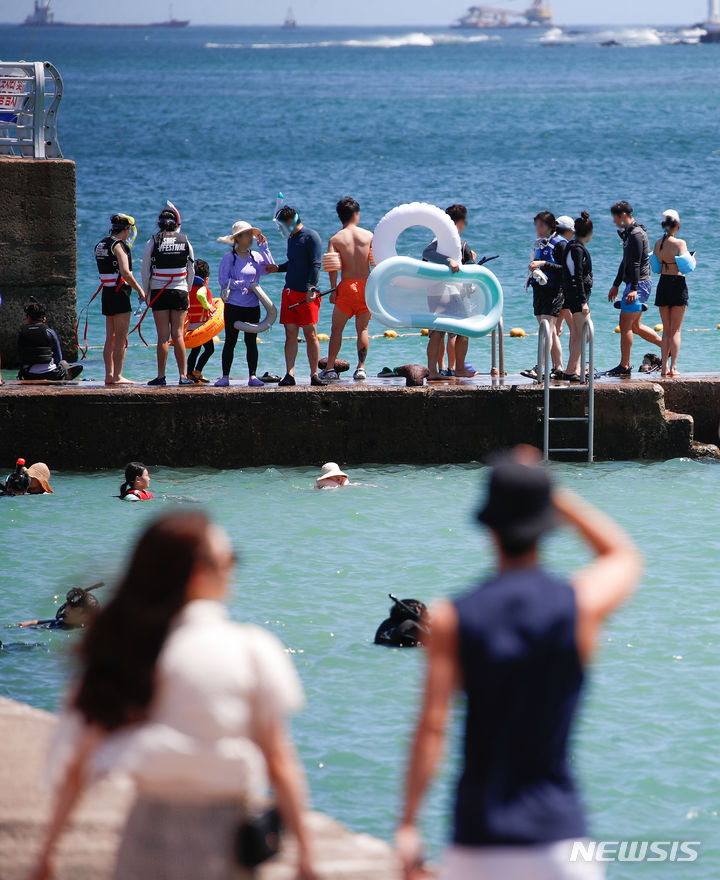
xmin=2 ymin=24 xmax=720 ymax=378
xmin=1 ymin=460 xmax=719 ymax=877
xmin=1 ymin=21 xmax=720 ymax=877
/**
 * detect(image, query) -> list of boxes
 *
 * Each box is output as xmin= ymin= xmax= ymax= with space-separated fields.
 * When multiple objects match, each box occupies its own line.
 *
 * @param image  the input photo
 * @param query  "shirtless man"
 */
xmin=319 ymin=197 xmax=374 ymax=382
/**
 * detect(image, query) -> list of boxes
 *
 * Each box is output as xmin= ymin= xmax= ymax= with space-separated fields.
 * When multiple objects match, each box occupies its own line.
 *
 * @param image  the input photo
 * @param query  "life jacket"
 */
xmin=94 ymin=236 xmax=131 ymax=290
xmin=124 ymin=489 xmax=154 ymax=501
xmin=150 ymin=231 xmax=191 ymax=288
xmin=18 ymin=323 xmax=54 ymax=365
xmin=187 ymin=278 xmax=213 ymax=323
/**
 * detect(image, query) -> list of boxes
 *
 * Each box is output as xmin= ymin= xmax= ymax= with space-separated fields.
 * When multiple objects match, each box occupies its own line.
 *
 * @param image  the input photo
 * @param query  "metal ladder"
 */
xmin=537 ymin=316 xmax=595 ymax=462
xmin=491 ymin=316 xmax=506 ymax=377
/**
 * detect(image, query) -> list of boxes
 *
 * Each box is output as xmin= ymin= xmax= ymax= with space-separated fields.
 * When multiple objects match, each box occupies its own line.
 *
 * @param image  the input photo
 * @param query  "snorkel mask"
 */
xmin=272 ymin=193 xmax=299 ymax=239
xmin=111 ymin=213 xmax=137 ymax=248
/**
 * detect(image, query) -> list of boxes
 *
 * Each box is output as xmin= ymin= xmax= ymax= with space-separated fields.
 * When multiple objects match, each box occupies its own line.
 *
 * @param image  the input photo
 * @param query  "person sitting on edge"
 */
xmin=316 ymin=462 xmax=349 ymax=488
xmin=266 ymin=205 xmax=328 ymax=386
xmin=374 ymin=596 xmax=429 ymax=648
xmin=521 ymin=211 xmax=565 ymax=381
xmin=319 ymin=197 xmax=374 ymax=382
xmin=94 ymin=213 xmax=146 ymax=386
xmin=119 ymin=462 xmax=154 ymax=502
xmin=606 ymin=200 xmax=661 ymax=377
xmin=17 ymin=299 xmax=83 ymax=382
xmin=423 ymin=204 xmax=477 ymax=380
xmin=215 ymin=220 xmax=276 ymax=388
xmin=141 ymin=205 xmax=195 ymax=387
xmin=397 ymin=446 xmax=642 ymax=880
xmin=186 ymin=259 xmax=216 ymax=384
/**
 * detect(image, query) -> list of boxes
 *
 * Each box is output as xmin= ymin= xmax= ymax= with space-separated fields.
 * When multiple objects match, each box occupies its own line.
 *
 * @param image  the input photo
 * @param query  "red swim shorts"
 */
xmin=280 ymin=287 xmax=322 ymax=327
xmin=334 ymin=278 xmax=370 ymax=318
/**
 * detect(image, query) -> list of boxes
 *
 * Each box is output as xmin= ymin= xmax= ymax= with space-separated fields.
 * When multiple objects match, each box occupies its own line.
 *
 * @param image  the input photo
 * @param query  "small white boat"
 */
xmin=282 ymin=7 xmax=297 ymax=28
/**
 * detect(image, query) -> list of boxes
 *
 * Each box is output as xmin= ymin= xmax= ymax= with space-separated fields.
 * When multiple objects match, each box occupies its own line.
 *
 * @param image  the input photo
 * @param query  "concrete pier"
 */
xmin=1 ymin=376 xmax=717 ymax=467
xmin=0 ymin=158 xmax=78 ymax=364
xmin=0 ymin=696 xmax=410 ymax=880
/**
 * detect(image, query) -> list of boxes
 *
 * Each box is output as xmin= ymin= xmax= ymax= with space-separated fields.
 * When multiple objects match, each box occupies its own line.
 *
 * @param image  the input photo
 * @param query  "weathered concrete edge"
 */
xmin=0 ymin=382 xmax=699 ymax=467
xmin=0 ymin=695 xmax=410 ymax=880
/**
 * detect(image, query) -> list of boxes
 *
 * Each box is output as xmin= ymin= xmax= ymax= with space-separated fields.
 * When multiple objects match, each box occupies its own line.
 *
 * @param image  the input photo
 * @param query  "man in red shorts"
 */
xmin=267 ymin=205 xmax=328 ymax=386
xmin=319 ymin=197 xmax=374 ymax=382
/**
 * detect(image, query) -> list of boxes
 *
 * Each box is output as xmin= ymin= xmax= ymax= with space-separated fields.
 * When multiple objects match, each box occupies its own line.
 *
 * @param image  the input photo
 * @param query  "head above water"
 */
xmin=120 ymin=461 xmax=150 ymax=498
xmin=74 ymin=511 xmax=236 ymax=731
xmin=477 ymin=448 xmax=557 ymax=559
xmin=610 ymin=200 xmax=634 ymax=228
xmin=446 ymin=204 xmax=467 ymax=234
xmin=534 ymin=211 xmax=556 ymax=239
xmin=336 ymin=196 xmax=360 ymax=225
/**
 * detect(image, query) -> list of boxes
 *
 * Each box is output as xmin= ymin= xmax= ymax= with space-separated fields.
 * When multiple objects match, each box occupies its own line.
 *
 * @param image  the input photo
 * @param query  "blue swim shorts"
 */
xmin=616 ymin=280 xmax=651 ymax=314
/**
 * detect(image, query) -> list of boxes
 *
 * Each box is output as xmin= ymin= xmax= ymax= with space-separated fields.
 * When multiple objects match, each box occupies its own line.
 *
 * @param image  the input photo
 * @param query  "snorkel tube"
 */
xmin=166 ymin=199 xmax=181 ymax=231
xmin=273 ymin=192 xmax=299 ymax=240
xmin=116 ymin=213 xmax=137 ymax=248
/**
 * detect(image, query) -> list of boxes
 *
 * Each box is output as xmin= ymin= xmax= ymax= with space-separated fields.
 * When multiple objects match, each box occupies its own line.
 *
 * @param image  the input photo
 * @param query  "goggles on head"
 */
xmin=112 ymin=213 xmax=137 ymax=248
xmin=274 ymin=209 xmax=299 ymax=240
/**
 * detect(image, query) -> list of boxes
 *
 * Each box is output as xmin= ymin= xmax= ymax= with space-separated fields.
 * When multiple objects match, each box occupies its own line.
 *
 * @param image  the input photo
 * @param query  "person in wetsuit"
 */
xmin=266 ymin=205 xmax=328 ymax=387
xmin=652 ymin=210 xmax=694 ymax=378
xmin=18 ymin=585 xmax=102 ymax=630
xmin=17 ymin=299 xmax=83 ymax=382
xmin=374 ymin=596 xmax=429 ymax=648
xmin=561 ymin=211 xmax=594 ymax=382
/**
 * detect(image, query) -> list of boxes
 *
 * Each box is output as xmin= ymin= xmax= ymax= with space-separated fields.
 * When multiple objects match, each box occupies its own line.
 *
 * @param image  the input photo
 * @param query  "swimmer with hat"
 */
xmin=316 ymin=462 xmax=349 ymax=488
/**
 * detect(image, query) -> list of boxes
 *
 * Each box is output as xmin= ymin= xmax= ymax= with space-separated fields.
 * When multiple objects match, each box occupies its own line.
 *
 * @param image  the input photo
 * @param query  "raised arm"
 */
xmin=29 ymin=724 xmax=103 ymax=880
xmin=554 ymin=488 xmax=642 ymax=663
xmin=397 ymin=600 xmax=459 ymax=879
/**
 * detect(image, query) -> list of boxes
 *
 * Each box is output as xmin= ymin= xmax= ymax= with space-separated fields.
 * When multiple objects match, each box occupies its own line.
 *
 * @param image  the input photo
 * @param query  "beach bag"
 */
xmin=235 ymin=805 xmax=282 ymax=868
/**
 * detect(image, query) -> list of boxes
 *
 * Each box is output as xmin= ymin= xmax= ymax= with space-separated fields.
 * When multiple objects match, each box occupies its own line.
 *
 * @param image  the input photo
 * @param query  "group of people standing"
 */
xmin=524 ymin=200 xmax=695 ymax=381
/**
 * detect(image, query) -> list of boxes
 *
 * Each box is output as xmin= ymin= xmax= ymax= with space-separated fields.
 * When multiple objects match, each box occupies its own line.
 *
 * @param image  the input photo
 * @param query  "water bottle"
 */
xmin=133 ymin=299 xmax=144 ymax=316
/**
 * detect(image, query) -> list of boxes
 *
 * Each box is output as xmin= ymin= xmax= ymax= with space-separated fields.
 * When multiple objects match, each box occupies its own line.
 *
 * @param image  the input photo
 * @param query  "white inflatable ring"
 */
xmin=233 ymin=284 xmax=278 ymax=334
xmin=372 ymin=202 xmax=462 ymax=265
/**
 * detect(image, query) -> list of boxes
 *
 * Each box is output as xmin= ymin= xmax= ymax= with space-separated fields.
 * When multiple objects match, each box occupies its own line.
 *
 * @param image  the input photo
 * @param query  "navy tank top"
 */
xmin=453 ymin=567 xmax=586 ymax=846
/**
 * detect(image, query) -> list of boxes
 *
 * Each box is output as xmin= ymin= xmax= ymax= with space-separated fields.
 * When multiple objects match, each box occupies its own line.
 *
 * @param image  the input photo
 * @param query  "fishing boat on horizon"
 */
xmin=699 ymin=0 xmax=720 ymax=41
xmin=452 ymin=0 xmax=552 ymax=29
xmin=282 ymin=7 xmax=298 ymax=29
xmin=21 ymin=0 xmax=190 ymax=28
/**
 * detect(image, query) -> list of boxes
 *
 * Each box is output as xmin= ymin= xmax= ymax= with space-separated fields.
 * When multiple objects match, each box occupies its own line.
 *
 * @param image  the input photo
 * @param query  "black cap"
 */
xmin=477 ymin=455 xmax=557 ymax=545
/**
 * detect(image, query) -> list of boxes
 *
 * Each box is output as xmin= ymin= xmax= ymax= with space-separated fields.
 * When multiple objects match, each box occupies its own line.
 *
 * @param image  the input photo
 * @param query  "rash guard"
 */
xmin=277 ymin=226 xmax=322 ymax=292
xmin=613 ymin=222 xmax=651 ymax=291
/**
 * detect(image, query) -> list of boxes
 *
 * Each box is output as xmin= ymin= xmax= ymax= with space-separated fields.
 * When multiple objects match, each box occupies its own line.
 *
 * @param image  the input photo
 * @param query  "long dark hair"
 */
xmin=120 ymin=461 xmax=147 ymax=498
xmin=74 ymin=511 xmax=213 ymax=730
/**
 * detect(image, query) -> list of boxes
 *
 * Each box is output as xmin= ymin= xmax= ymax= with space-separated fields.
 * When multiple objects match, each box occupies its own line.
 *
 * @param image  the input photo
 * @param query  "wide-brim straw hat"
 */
xmin=217 ymin=220 xmax=261 ymax=245
xmin=26 ymin=462 xmax=54 ymax=493
xmin=316 ymin=462 xmax=348 ymax=483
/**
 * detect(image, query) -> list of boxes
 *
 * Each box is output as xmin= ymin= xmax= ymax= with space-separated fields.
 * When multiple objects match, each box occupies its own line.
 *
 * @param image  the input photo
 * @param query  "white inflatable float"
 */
xmin=366 ymin=203 xmax=503 ymax=338
xmin=232 ymin=283 xmax=278 ymax=334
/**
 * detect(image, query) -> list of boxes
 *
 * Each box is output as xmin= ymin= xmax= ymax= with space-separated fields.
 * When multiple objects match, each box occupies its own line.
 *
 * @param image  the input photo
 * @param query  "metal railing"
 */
xmin=490 ymin=316 xmax=506 ymax=377
xmin=0 ymin=61 xmax=63 ymax=158
xmin=537 ymin=316 xmax=595 ymax=462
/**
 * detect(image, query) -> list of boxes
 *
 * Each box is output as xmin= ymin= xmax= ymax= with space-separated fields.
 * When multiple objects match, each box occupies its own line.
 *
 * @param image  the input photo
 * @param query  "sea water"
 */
xmin=1 ymin=460 xmax=719 ymax=878
xmin=1 ymin=20 xmax=719 ymax=877
xmin=1 ymin=24 xmax=720 ymax=379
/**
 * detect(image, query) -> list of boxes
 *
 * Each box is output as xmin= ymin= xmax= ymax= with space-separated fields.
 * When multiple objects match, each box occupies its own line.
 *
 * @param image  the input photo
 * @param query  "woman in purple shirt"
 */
xmin=215 ymin=221 xmax=276 ymax=387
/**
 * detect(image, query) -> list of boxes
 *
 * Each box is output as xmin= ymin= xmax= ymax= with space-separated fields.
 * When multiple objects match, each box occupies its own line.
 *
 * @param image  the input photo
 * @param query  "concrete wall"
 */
xmin=0 ymin=158 xmax=77 ymax=365
xmin=0 ymin=382 xmax=696 ymax=468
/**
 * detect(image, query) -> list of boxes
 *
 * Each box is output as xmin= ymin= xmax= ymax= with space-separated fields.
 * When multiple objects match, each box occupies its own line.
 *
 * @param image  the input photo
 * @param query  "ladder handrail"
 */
xmin=0 ymin=61 xmax=63 ymax=158
xmin=491 ymin=316 xmax=506 ymax=377
xmin=538 ymin=315 xmax=595 ymax=462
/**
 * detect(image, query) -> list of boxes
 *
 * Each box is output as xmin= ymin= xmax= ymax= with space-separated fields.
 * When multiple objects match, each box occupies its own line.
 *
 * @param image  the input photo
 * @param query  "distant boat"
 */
xmin=21 ymin=0 xmax=190 ymax=28
xmin=282 ymin=7 xmax=298 ymax=29
xmin=451 ymin=1 xmax=552 ymax=29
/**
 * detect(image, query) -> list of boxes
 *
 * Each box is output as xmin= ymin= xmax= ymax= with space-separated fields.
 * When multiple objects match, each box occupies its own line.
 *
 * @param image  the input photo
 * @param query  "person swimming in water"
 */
xmin=652 ymin=210 xmax=694 ymax=378
xmin=374 ymin=596 xmax=429 ymax=648
xmin=18 ymin=584 xmax=103 ymax=630
xmin=315 ymin=462 xmax=349 ymax=488
xmin=0 ymin=460 xmax=54 ymax=496
xmin=119 ymin=462 xmax=154 ymax=501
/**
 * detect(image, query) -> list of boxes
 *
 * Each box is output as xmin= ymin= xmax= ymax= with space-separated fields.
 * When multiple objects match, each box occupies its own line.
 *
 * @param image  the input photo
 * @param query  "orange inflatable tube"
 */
xmin=184 ymin=298 xmax=225 ymax=347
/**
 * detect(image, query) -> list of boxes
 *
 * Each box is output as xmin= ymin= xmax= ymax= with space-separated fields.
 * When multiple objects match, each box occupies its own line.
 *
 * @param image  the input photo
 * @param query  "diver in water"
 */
xmin=18 ymin=583 xmax=103 ymax=630
xmin=374 ymin=595 xmax=430 ymax=648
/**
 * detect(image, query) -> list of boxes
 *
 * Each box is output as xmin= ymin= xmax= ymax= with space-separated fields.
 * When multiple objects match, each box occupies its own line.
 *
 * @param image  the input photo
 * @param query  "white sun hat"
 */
xmin=217 ymin=220 xmax=261 ymax=245
xmin=316 ymin=462 xmax=348 ymax=483
xmin=556 ymin=215 xmax=575 ymax=232
xmin=661 ymin=209 xmax=680 ymax=225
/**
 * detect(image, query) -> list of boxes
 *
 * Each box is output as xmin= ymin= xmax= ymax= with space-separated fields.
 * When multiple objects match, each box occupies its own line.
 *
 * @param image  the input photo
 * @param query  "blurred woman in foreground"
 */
xmin=30 ymin=511 xmax=316 ymax=880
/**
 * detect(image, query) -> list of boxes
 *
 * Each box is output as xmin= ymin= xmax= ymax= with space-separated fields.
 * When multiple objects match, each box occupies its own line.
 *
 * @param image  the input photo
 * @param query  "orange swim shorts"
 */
xmin=334 ymin=278 xmax=370 ymax=318
xmin=280 ymin=287 xmax=322 ymax=327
